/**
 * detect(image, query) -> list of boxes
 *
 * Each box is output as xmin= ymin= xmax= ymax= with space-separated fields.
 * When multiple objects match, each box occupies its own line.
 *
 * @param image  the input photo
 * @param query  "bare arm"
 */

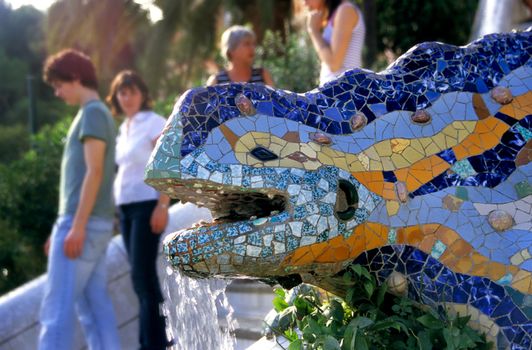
xmin=63 ymin=137 xmax=106 ymax=258
xmin=150 ymin=193 xmax=170 ymax=234
xmin=150 ymin=134 xmax=170 ymax=233
xmin=307 ymin=4 xmax=358 ymax=72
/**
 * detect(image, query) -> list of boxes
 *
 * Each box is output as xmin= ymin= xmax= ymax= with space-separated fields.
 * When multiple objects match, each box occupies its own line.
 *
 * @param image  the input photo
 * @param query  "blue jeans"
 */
xmin=119 ymin=200 xmax=167 ymax=350
xmin=39 ymin=215 xmax=121 ymax=350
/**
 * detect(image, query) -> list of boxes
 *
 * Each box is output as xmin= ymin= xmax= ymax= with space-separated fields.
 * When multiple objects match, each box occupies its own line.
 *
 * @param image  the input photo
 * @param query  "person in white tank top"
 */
xmin=304 ymin=0 xmax=366 ymax=85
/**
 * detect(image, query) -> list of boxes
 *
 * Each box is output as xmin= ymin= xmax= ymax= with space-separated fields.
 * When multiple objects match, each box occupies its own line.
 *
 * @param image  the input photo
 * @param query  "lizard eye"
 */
xmin=335 ymin=180 xmax=359 ymax=221
xmin=250 ymin=146 xmax=278 ymax=161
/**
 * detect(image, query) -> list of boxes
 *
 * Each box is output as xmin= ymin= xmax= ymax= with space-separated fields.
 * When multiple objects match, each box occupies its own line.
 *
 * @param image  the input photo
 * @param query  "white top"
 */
xmin=114 ymin=110 xmax=166 ymax=206
xmin=320 ymin=3 xmax=365 ymax=85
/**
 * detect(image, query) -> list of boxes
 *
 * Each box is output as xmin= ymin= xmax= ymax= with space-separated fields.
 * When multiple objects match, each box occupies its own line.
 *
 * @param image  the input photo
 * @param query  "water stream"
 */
xmin=163 ymin=266 xmax=238 ymax=350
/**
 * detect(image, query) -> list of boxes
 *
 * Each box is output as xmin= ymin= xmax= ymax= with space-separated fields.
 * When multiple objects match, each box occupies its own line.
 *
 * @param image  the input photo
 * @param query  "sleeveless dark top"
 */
xmin=215 ymin=67 xmax=265 ymax=84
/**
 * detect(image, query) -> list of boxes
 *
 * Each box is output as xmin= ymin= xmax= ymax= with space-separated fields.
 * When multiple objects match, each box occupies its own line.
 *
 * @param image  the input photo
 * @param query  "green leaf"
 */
xmin=376 ymin=283 xmax=387 ymax=307
xmin=278 ymin=307 xmax=296 ymax=329
xmin=355 ymin=336 xmax=370 ymax=350
xmin=360 ymin=267 xmax=372 ymax=280
xmin=345 ymin=288 xmax=355 ymax=305
xmin=329 ymin=300 xmax=345 ymax=322
xmin=284 ymin=328 xmax=299 ymax=342
xmin=342 ymin=271 xmax=353 ymax=283
xmin=351 ymin=316 xmax=374 ymax=329
xmin=342 ymin=319 xmax=360 ymax=350
xmin=294 ymin=297 xmax=312 ymax=315
xmin=454 ymin=314 xmax=471 ymax=329
xmin=364 ymin=281 xmax=374 ymax=298
xmin=307 ymin=317 xmax=322 ymax=335
xmin=370 ymin=319 xmax=403 ymax=332
xmin=320 ymin=335 xmax=341 ymax=350
xmin=443 ymin=328 xmax=456 ymax=350
xmin=417 ymin=314 xmax=443 ymax=330
xmin=350 ymin=264 xmax=362 ymax=276
xmin=273 ymin=296 xmax=289 ymax=312
xmin=418 ymin=330 xmax=432 ymax=350
xmin=274 ymin=287 xmax=286 ymax=298
xmin=288 ymin=339 xmax=303 ymax=350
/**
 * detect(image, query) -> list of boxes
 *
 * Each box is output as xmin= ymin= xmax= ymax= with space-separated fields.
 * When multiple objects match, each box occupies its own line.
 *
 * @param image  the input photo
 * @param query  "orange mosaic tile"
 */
xmin=473 ymin=93 xmax=491 ymax=120
xmin=281 ymin=222 xmax=390 ymax=266
xmin=453 ymin=117 xmax=509 ymax=160
xmin=395 ymin=155 xmax=451 ymax=192
xmin=515 ymin=139 xmax=532 ymax=166
xmin=219 ymin=124 xmax=239 ymax=148
xmin=500 ymin=91 xmax=532 ymax=120
xmin=351 ymin=171 xmax=390 ymax=198
xmin=396 ymin=224 xmax=439 ymax=246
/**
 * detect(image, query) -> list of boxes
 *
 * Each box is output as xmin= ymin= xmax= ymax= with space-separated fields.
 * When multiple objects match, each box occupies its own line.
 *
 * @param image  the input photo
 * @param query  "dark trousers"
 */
xmin=119 ymin=200 xmax=167 ymax=350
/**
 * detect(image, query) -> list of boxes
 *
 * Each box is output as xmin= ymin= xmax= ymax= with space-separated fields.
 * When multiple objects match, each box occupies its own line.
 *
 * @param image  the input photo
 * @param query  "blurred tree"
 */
xmin=375 ymin=0 xmax=478 ymax=56
xmin=45 ymin=0 xmax=152 ymax=91
xmin=0 ymin=1 xmax=69 ymax=147
xmin=257 ymin=30 xmax=319 ymax=92
xmin=0 ymin=118 xmax=69 ymax=294
xmin=142 ymin=0 xmax=292 ymax=96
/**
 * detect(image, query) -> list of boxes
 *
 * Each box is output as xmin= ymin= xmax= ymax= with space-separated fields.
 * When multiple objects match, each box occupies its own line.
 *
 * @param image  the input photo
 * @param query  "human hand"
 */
xmin=307 ymin=10 xmax=323 ymax=33
xmin=150 ymin=204 xmax=169 ymax=234
xmin=44 ymin=235 xmax=51 ymax=256
xmin=64 ymin=227 xmax=85 ymax=259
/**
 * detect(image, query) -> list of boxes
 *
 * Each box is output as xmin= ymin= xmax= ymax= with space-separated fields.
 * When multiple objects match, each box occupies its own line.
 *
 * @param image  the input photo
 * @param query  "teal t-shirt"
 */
xmin=58 ymin=100 xmax=116 ymax=219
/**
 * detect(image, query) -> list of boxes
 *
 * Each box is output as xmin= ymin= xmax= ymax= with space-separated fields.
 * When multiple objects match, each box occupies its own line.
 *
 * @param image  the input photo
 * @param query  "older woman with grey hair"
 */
xmin=207 ymin=25 xmax=274 ymax=86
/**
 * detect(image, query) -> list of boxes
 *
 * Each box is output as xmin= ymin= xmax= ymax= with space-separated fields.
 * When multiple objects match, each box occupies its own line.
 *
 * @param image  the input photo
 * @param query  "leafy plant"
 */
xmin=0 ymin=117 xmax=70 ymax=294
xmin=268 ymin=264 xmax=492 ymax=350
xmin=257 ymin=29 xmax=319 ymax=93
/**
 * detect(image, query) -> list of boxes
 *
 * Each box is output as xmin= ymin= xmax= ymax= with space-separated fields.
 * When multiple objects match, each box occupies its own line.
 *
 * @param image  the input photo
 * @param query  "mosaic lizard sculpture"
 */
xmin=146 ymin=29 xmax=531 ymax=349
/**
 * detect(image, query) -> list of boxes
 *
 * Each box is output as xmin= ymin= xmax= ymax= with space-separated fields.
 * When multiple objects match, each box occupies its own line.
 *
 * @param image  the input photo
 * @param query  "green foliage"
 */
xmin=0 ymin=117 xmax=70 ymax=294
xmin=153 ymin=94 xmax=179 ymax=118
xmin=0 ymin=3 xmax=68 ymax=132
xmin=257 ymin=30 xmax=320 ymax=92
xmin=269 ymin=265 xmax=492 ymax=350
xmin=375 ymin=0 xmax=478 ymax=55
xmin=0 ymin=124 xmax=30 ymax=163
xmin=0 ymin=218 xmax=44 ymax=293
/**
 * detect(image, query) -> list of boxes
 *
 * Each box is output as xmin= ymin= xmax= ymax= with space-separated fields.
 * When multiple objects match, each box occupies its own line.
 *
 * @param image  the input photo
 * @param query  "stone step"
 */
xmin=221 ymin=280 xmax=276 ymax=349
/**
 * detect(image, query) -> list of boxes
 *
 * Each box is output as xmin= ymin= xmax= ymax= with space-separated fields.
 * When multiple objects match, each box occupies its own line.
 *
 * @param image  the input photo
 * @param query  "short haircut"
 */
xmin=106 ymin=70 xmax=153 ymax=116
xmin=43 ymin=49 xmax=98 ymax=89
xmin=220 ymin=25 xmax=256 ymax=61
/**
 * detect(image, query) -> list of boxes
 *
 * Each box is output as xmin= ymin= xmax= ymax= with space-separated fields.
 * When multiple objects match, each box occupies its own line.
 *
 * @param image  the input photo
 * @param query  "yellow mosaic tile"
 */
xmin=357 ymin=152 xmax=370 ymax=170
xmin=432 ymin=132 xmax=448 ymax=150
xmin=409 ymin=139 xmax=427 ymax=156
xmin=510 ymin=248 xmax=532 ymax=265
xmin=402 ymin=147 xmax=425 ymax=164
xmin=375 ymin=140 xmax=393 ymax=157
xmin=390 ymin=153 xmax=411 ymax=168
xmin=391 ymin=139 xmax=410 ymax=153
xmin=386 ymin=200 xmax=400 ymax=216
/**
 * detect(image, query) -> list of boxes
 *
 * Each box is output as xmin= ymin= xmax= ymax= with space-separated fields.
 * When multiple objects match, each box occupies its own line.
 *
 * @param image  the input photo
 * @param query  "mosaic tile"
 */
xmin=149 ymin=30 xmax=532 ymax=348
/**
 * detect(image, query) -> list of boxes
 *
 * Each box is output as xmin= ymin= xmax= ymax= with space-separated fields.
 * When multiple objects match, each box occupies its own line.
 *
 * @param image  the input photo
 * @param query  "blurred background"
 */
xmin=0 ymin=0 xmax=484 ymax=295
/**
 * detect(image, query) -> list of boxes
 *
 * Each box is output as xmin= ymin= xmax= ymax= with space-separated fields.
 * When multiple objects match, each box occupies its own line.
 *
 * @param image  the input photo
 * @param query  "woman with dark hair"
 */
xmin=107 ymin=70 xmax=171 ymax=350
xmin=303 ymin=0 xmax=365 ymax=85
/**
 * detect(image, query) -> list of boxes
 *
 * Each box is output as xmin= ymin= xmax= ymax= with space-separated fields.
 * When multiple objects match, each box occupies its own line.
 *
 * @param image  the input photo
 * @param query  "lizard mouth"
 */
xmin=173 ymin=181 xmax=289 ymax=229
xmin=171 ymin=177 xmax=359 ymax=231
